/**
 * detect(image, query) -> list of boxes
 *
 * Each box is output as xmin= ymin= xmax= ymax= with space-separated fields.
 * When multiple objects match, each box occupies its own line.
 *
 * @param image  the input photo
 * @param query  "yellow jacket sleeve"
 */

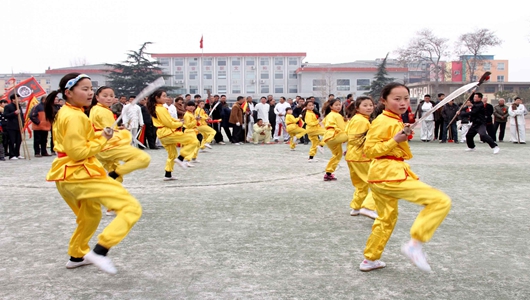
xmin=323 ymin=112 xmax=345 ymax=142
xmin=184 ymin=111 xmax=198 ymax=129
xmin=155 ymin=105 xmax=183 ymax=129
xmin=305 ymin=111 xmax=320 ymax=127
xmin=89 ymin=104 xmax=115 ymax=130
xmin=345 ymin=114 xmax=370 ymax=162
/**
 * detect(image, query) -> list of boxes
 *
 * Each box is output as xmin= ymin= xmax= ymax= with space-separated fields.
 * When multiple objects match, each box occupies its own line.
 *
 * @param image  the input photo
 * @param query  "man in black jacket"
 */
xmin=465 ymin=92 xmax=499 ymax=154
xmin=207 ymin=94 xmax=224 ymax=144
xmin=441 ymin=99 xmax=459 ymax=143
xmin=482 ymin=96 xmax=496 ymax=141
xmin=139 ymin=97 xmax=158 ymax=149
xmin=3 ymin=94 xmax=24 ymax=159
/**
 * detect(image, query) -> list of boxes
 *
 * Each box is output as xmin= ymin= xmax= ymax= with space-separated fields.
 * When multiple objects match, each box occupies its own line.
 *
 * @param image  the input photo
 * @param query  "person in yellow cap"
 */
xmin=359 ymin=82 xmax=451 ymax=273
xmin=44 ymin=73 xmax=142 ymax=275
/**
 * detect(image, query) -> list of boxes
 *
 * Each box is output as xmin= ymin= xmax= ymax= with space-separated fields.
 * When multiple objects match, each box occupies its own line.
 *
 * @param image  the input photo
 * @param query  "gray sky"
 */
xmin=3 ymin=0 xmax=530 ymax=80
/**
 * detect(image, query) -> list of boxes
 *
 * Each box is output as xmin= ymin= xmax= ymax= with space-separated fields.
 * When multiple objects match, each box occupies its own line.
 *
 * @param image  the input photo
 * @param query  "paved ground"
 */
xmin=1 ymin=128 xmax=530 ymax=299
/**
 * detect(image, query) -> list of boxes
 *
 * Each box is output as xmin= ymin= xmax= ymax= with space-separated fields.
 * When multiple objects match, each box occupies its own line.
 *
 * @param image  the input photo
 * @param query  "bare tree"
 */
xmin=70 ymin=57 xmax=89 ymax=67
xmin=456 ymin=28 xmax=502 ymax=81
xmin=395 ymin=28 xmax=449 ymax=94
xmin=317 ymin=68 xmax=335 ymax=101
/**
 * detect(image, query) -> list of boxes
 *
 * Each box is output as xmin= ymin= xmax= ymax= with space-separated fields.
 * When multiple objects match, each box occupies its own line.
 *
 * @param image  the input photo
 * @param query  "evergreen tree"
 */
xmin=106 ymin=42 xmax=169 ymax=96
xmin=366 ymin=53 xmax=394 ymax=102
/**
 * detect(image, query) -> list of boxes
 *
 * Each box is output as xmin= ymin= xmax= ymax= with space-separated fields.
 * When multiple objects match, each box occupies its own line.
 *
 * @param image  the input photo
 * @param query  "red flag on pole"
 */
xmin=200 ymin=35 xmax=203 ymax=49
xmin=1 ymin=77 xmax=46 ymax=102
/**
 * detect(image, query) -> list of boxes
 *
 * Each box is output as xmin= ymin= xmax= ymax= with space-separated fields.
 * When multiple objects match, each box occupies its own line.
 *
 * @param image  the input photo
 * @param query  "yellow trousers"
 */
xmin=325 ymin=132 xmax=347 ymax=173
xmin=363 ymin=177 xmax=451 ymax=261
xmin=288 ymin=127 xmax=307 ymax=149
xmin=56 ymin=178 xmax=142 ymax=258
xmin=198 ymin=125 xmax=216 ymax=149
xmin=347 ymin=161 xmax=376 ymax=211
xmin=96 ymin=145 xmax=151 ymax=182
xmin=160 ymin=131 xmax=198 ymax=172
xmin=182 ymin=131 xmax=200 ymax=161
xmin=308 ymin=128 xmax=326 ymax=157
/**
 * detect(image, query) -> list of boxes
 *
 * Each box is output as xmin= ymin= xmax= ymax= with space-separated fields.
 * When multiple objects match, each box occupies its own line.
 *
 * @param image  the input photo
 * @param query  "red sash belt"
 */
xmin=326 ymin=127 xmax=334 ymax=130
xmin=376 ymin=155 xmax=404 ymax=161
xmin=57 ymin=152 xmax=67 ymax=158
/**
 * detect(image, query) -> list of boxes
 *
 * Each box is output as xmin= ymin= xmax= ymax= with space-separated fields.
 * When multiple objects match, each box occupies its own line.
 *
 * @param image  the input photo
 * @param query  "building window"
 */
xmin=356 ymin=79 xmax=370 ymax=91
xmin=312 ymin=79 xmax=326 ymax=91
xmin=288 ymin=71 xmax=297 ymax=79
xmin=189 ymin=58 xmax=198 ymax=66
xmin=174 ymin=58 xmax=184 ymax=66
xmin=174 ymin=85 xmax=186 ymax=94
xmin=45 ymin=79 xmax=51 ymax=85
xmin=483 ymin=62 xmax=491 ymax=71
xmin=246 ymin=72 xmax=255 ymax=79
xmin=232 ymin=58 xmax=241 ymax=66
xmin=232 ymin=85 xmax=241 ymax=94
xmin=274 ymin=57 xmax=283 ymax=65
xmin=189 ymin=85 xmax=198 ymax=94
xmin=218 ymin=85 xmax=227 ymax=93
xmin=497 ymin=75 xmax=505 ymax=82
xmin=288 ymin=85 xmax=298 ymax=93
xmin=484 ymin=86 xmax=496 ymax=93
xmin=203 ymin=85 xmax=212 ymax=94
xmin=174 ymin=71 xmax=184 ymax=80
xmin=261 ymin=71 xmax=269 ymax=79
xmin=246 ymin=85 xmax=255 ymax=94
xmin=274 ymin=85 xmax=284 ymax=93
xmin=246 ymin=58 xmax=255 ymax=66
xmin=189 ymin=71 xmax=198 ymax=80
xmin=203 ymin=71 xmax=212 ymax=80
xmin=260 ymin=58 xmax=269 ymax=66
xmin=337 ymin=79 xmax=350 ymax=91
xmin=275 ymin=71 xmax=283 ymax=80
xmin=203 ymin=58 xmax=212 ymax=66
xmin=261 ymin=85 xmax=269 ymax=93
xmin=288 ymin=58 xmax=298 ymax=66
xmin=218 ymin=59 xmax=227 ymax=66
xmin=218 ymin=70 xmax=226 ymax=79
xmin=232 ymin=71 xmax=241 ymax=79
xmin=158 ymin=58 xmax=169 ymax=66
xmin=454 ymin=70 xmax=460 ymax=75
xmin=497 ymin=63 xmax=505 ymax=71
xmin=472 ymin=76 xmax=478 ymax=81
xmin=504 ymin=86 xmax=514 ymax=92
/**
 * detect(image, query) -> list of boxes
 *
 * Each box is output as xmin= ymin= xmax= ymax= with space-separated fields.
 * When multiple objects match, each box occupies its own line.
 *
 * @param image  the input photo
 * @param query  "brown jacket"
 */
xmin=229 ymin=102 xmax=243 ymax=124
xmin=175 ymin=102 xmax=186 ymax=119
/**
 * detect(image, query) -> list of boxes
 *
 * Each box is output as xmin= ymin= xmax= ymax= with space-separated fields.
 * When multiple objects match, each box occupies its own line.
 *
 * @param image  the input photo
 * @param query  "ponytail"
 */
xmin=44 ymin=91 xmax=59 ymax=123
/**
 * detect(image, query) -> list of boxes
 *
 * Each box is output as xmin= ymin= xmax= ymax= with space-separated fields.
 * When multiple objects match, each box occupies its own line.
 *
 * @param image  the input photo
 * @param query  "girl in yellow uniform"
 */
xmin=344 ymin=96 xmax=377 ymax=220
xmin=195 ymin=100 xmax=215 ymax=151
xmin=183 ymin=101 xmax=201 ymax=165
xmin=359 ymin=82 xmax=451 ymax=272
xmin=322 ymin=99 xmax=348 ymax=181
xmin=44 ymin=73 xmax=142 ymax=275
xmin=147 ymin=90 xmax=198 ymax=179
xmin=302 ymin=101 xmax=325 ymax=162
xmin=285 ymin=107 xmax=306 ymax=151
xmin=88 ymin=86 xmax=150 ymax=183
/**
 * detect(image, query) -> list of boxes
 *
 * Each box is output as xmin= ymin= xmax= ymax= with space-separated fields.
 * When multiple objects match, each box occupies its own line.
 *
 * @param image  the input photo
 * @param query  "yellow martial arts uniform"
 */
xmin=362 ymin=110 xmax=451 ymax=261
xmin=345 ymin=113 xmax=376 ymax=211
xmin=183 ymin=111 xmax=201 ymax=161
xmin=286 ymin=114 xmax=306 ymax=149
xmin=305 ymin=110 xmax=326 ymax=157
xmin=323 ymin=111 xmax=348 ymax=173
xmin=153 ymin=105 xmax=198 ymax=172
xmin=47 ymin=103 xmax=142 ymax=258
xmin=89 ymin=103 xmax=150 ymax=182
xmin=195 ymin=107 xmax=216 ymax=149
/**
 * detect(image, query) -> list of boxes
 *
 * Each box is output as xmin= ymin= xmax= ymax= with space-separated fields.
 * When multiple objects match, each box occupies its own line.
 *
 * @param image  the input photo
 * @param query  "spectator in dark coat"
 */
xmin=3 ymin=94 xmax=25 ymax=159
xmin=441 ymin=99 xmax=459 ymax=143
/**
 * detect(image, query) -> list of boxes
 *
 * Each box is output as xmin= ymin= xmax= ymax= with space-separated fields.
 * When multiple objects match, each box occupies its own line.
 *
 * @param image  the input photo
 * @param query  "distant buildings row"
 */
xmin=1 ymin=52 xmax=528 ymax=104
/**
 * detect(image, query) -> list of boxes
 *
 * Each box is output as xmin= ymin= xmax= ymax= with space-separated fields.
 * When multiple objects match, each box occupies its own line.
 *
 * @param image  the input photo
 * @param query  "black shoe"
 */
xmin=0 ymin=157 xmax=5 ymax=161
xmin=35 ymin=154 xmax=42 ymax=157
xmin=439 ymin=140 xmax=446 ymax=143
xmin=521 ymin=142 xmax=526 ymax=144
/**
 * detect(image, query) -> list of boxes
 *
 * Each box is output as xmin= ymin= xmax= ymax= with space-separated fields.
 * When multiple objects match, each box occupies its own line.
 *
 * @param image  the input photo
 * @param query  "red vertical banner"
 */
xmin=200 ymin=35 xmax=203 ymax=49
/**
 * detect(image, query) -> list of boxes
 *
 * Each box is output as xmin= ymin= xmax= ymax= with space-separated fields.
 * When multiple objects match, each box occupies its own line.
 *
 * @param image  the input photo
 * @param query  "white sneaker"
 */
xmin=234 ymin=142 xmax=241 ymax=145
xmin=290 ymin=148 xmax=295 ymax=151
xmin=218 ymin=141 xmax=226 ymax=145
xmin=493 ymin=146 xmax=500 ymax=154
xmin=192 ymin=159 xmax=200 ymax=163
xmin=84 ymin=250 xmax=117 ymax=275
xmin=65 ymin=258 xmax=92 ymax=269
xmin=308 ymin=158 xmax=319 ymax=163
xmin=204 ymin=143 xmax=212 ymax=149
xmin=9 ymin=157 xmax=18 ymax=160
xmin=360 ymin=208 xmax=378 ymax=220
xmin=350 ymin=209 xmax=360 ymax=216
xmin=163 ymin=176 xmax=178 ymax=181
xmin=465 ymin=148 xmax=476 ymax=152
xmin=105 ymin=210 xmax=116 ymax=216
xmin=199 ymin=149 xmax=209 ymax=153
xmin=401 ymin=240 xmax=432 ymax=272
xmin=186 ymin=162 xmax=195 ymax=168
xmin=175 ymin=159 xmax=188 ymax=169
xmin=17 ymin=156 xmax=24 ymax=159
xmin=318 ymin=146 xmax=324 ymax=154
xmin=359 ymin=259 xmax=386 ymax=272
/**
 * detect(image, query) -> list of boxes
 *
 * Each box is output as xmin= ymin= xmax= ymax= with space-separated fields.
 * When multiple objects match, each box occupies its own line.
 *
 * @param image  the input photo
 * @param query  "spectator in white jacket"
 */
xmin=273 ymin=96 xmax=291 ymax=142
xmin=122 ymin=98 xmax=144 ymax=147
xmin=508 ymin=97 xmax=527 ymax=144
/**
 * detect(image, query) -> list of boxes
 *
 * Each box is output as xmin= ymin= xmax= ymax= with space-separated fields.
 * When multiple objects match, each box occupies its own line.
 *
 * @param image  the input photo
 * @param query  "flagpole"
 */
xmin=200 ymin=35 xmax=204 ymax=97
